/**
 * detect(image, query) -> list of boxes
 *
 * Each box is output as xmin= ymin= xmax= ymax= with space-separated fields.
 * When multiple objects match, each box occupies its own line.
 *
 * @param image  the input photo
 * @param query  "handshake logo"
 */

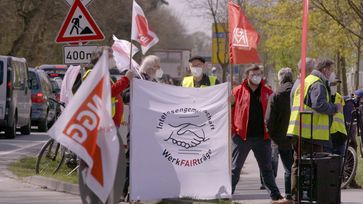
xmin=164 ymin=123 xmax=210 ymax=149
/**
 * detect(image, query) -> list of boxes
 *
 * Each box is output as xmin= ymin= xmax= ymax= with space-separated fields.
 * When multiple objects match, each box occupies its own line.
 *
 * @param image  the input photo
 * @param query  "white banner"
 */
xmin=130 ymin=79 xmax=231 ymax=201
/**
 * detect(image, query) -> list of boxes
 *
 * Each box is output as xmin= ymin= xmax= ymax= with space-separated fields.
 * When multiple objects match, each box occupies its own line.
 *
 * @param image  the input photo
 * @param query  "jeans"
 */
xmin=278 ymin=147 xmax=293 ymax=197
xmin=231 ymin=135 xmax=282 ymax=200
xmin=271 ymin=142 xmax=279 ymax=178
xmin=261 ymin=141 xmax=293 ymax=197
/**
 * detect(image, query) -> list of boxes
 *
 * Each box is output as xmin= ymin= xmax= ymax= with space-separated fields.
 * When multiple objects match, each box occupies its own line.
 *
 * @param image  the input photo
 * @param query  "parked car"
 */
xmin=28 ymin=68 xmax=57 ymax=132
xmin=0 ymin=56 xmax=32 ymax=138
xmin=39 ymin=64 xmax=67 ymax=79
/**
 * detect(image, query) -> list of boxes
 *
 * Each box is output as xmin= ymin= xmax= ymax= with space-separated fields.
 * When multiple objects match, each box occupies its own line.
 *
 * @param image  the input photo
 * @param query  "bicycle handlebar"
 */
xmin=49 ymin=98 xmax=66 ymax=108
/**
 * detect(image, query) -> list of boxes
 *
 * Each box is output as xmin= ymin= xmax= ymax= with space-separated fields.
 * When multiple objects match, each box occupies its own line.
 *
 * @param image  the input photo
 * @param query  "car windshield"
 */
xmin=0 ymin=61 xmax=3 ymax=85
xmin=28 ymin=71 xmax=39 ymax=89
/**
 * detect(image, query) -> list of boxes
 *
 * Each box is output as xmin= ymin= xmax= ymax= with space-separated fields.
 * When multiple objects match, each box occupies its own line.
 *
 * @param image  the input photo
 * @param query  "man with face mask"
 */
xmin=182 ymin=56 xmax=219 ymax=88
xmin=287 ymin=58 xmax=341 ymax=202
xmin=329 ymin=74 xmax=347 ymax=155
xmin=231 ymin=65 xmax=288 ymax=203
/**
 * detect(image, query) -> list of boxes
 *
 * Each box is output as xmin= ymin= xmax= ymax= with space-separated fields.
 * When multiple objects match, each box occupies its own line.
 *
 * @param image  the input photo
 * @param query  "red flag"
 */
xmin=131 ymin=0 xmax=159 ymax=54
xmin=228 ymin=1 xmax=261 ymax=64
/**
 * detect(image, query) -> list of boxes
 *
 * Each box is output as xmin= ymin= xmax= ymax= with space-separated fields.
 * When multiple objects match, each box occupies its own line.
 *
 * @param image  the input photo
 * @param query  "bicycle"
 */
xmin=340 ymin=96 xmax=362 ymax=188
xmin=35 ymin=98 xmax=79 ymax=176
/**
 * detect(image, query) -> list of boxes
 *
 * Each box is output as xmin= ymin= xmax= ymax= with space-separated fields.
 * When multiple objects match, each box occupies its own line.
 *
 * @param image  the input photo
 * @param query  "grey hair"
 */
xmin=315 ymin=58 xmax=334 ymax=71
xmin=277 ymin=67 xmax=293 ymax=84
xmin=297 ymin=57 xmax=315 ymax=73
xmin=140 ymin=55 xmax=160 ymax=73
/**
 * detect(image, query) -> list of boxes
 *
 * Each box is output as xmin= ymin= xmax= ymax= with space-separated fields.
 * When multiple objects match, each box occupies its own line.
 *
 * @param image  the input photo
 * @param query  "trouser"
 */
xmin=261 ymin=141 xmax=293 ymax=197
xmin=231 ymin=135 xmax=282 ymax=200
xmin=278 ymin=147 xmax=293 ymax=197
xmin=291 ymin=139 xmax=324 ymax=201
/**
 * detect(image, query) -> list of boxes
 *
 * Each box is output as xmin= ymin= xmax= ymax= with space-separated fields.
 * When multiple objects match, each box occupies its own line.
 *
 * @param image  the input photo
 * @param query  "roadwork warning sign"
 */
xmin=56 ymin=0 xmax=104 ymax=43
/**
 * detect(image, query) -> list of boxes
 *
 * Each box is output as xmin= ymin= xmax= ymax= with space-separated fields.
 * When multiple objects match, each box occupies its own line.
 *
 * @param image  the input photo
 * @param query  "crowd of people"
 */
xmin=64 ymin=46 xmax=362 ymax=203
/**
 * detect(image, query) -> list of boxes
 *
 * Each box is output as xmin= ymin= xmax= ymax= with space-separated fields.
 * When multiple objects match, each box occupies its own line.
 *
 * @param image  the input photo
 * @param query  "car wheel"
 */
xmin=5 ymin=116 xmax=17 ymax=139
xmin=39 ymin=111 xmax=49 ymax=132
xmin=20 ymin=118 xmax=31 ymax=135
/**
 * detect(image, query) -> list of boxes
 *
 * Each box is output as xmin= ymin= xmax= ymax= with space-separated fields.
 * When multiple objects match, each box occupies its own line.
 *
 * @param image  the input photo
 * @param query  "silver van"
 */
xmin=0 ymin=56 xmax=32 ymax=138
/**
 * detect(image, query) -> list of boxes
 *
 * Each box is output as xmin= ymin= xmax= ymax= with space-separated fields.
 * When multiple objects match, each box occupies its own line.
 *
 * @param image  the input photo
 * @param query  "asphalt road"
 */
xmin=0 ymin=130 xmax=82 ymax=204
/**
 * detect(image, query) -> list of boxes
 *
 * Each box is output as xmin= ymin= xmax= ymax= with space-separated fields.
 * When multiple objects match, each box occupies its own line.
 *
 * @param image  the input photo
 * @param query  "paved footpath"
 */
xmin=232 ymin=153 xmax=363 ymax=204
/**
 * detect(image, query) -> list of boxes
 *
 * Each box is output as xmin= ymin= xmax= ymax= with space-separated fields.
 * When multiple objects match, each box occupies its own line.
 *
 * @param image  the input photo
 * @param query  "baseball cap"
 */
xmin=189 ymin=56 xmax=206 ymax=63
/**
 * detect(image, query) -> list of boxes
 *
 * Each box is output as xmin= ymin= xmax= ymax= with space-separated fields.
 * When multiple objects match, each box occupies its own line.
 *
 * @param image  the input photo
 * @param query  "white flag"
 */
xmin=48 ymin=50 xmax=120 ymax=203
xmin=131 ymin=0 xmax=159 ymax=54
xmin=112 ymin=35 xmax=140 ymax=72
xmin=130 ymin=79 xmax=231 ymax=200
xmin=60 ymin=65 xmax=80 ymax=106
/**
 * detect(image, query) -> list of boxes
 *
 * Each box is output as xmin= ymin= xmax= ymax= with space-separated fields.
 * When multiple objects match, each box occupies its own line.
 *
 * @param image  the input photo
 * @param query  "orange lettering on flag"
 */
xmin=63 ymin=78 xmax=105 ymax=186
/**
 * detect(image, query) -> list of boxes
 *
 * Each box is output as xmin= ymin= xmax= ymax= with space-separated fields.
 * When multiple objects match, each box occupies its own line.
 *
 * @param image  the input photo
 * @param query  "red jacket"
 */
xmin=111 ymin=77 xmax=129 ymax=127
xmin=232 ymin=79 xmax=273 ymax=140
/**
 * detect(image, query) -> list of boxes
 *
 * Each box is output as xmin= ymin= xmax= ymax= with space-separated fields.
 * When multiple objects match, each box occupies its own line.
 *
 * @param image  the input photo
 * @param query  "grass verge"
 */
xmin=356 ymin=152 xmax=363 ymax=187
xmin=8 ymin=157 xmax=78 ymax=184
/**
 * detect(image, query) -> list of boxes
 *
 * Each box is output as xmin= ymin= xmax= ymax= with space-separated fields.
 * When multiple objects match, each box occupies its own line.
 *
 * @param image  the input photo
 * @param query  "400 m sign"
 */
xmin=63 ymin=45 xmax=97 ymax=64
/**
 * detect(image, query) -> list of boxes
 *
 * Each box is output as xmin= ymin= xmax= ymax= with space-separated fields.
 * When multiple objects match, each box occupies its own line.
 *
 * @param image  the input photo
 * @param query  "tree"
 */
xmin=185 ymin=0 xmax=230 ymax=82
xmin=245 ymin=0 xmax=356 ymax=95
xmin=312 ymin=0 xmax=363 ymax=90
xmin=0 ymin=0 xmax=188 ymax=66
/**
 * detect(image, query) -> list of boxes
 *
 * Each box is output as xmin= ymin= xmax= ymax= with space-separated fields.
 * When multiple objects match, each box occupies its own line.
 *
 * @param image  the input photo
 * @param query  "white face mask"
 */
xmin=330 ymin=86 xmax=337 ymax=95
xmin=155 ymin=69 xmax=163 ymax=79
xmin=190 ymin=67 xmax=203 ymax=77
xmin=250 ymin=75 xmax=262 ymax=85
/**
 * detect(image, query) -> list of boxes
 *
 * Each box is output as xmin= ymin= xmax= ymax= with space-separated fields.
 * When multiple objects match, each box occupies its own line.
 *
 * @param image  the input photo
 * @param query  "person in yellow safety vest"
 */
xmin=329 ymin=73 xmax=347 ymax=156
xmin=182 ymin=56 xmax=219 ymax=88
xmin=287 ymin=58 xmax=342 ymax=202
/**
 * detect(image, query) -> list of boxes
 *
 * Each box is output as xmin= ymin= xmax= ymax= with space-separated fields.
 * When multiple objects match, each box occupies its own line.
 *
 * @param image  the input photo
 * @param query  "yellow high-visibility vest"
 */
xmin=182 ymin=76 xmax=217 ymax=88
xmin=331 ymin=92 xmax=347 ymax=135
xmin=287 ymin=75 xmax=330 ymax=141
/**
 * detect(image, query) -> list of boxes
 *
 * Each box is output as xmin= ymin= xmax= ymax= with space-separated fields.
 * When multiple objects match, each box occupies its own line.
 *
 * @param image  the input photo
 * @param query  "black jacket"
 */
xmin=265 ymin=81 xmax=293 ymax=149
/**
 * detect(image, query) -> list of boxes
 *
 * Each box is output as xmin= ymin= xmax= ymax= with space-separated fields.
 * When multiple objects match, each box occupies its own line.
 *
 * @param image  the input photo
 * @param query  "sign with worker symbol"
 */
xmin=64 ymin=0 xmax=93 ymax=7
xmin=56 ymin=0 xmax=104 ymax=43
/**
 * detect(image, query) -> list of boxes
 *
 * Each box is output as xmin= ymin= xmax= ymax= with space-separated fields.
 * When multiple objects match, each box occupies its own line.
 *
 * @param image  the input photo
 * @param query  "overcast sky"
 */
xmin=166 ymin=0 xmax=212 ymax=36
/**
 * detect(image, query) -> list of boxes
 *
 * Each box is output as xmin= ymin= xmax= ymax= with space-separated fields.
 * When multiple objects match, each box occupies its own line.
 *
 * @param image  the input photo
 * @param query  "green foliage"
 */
xmin=356 ymin=150 xmax=363 ymax=187
xmin=245 ymin=0 xmax=358 ymax=72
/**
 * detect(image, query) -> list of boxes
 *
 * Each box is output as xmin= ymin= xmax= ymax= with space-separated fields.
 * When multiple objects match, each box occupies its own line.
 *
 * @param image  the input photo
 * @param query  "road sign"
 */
xmin=63 ymin=45 xmax=98 ymax=64
xmin=212 ymin=23 xmax=228 ymax=64
xmin=56 ymin=0 xmax=104 ymax=43
xmin=65 ymin=0 xmax=93 ymax=7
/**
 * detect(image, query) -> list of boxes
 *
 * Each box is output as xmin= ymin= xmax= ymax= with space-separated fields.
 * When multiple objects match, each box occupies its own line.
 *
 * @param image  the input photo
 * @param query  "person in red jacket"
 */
xmin=82 ymin=46 xmax=134 ymax=127
xmin=231 ymin=64 xmax=288 ymax=204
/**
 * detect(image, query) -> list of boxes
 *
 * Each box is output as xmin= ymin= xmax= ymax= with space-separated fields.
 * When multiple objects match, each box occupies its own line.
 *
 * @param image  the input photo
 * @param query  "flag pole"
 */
xmin=130 ymin=0 xmax=143 ymax=80
xmin=298 ymin=0 xmax=309 ymax=203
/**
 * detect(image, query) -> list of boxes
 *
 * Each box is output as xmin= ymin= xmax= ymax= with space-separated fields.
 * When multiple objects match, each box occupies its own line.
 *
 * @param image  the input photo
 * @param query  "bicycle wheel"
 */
xmin=341 ymin=146 xmax=358 ymax=188
xmin=35 ymin=139 xmax=65 ymax=175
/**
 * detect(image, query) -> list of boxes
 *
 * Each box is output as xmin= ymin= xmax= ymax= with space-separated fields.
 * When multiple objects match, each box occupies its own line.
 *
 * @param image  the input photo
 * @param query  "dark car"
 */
xmin=28 ymin=68 xmax=57 ymax=132
xmin=39 ymin=64 xmax=68 ymax=79
xmin=0 ymin=56 xmax=32 ymax=138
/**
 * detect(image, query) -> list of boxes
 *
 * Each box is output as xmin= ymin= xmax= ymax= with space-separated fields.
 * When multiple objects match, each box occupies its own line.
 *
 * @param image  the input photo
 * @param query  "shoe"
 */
xmin=271 ymin=198 xmax=292 ymax=204
xmin=260 ymin=185 xmax=266 ymax=190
